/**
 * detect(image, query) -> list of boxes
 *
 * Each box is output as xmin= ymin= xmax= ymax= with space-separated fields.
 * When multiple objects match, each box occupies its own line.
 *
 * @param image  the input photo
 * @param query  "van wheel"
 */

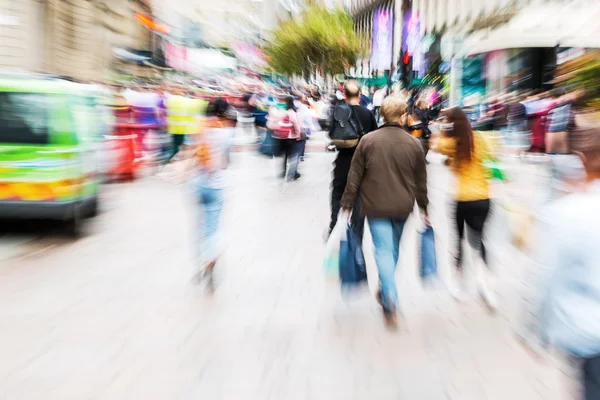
xmin=88 ymin=196 xmax=99 ymax=218
xmin=66 ymin=207 xmax=83 ymax=238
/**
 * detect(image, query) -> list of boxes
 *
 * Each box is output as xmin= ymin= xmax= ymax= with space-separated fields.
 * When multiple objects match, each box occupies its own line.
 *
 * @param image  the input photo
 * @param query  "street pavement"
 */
xmin=0 ymin=149 xmax=579 ymax=399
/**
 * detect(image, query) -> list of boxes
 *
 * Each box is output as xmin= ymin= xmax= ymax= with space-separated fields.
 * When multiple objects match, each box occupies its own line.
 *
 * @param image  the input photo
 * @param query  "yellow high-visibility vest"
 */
xmin=166 ymin=95 xmax=207 ymax=135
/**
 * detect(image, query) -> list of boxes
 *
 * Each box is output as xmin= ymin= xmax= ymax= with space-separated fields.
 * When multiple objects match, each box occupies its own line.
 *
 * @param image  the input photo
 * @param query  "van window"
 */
xmin=0 ymin=92 xmax=49 ymax=144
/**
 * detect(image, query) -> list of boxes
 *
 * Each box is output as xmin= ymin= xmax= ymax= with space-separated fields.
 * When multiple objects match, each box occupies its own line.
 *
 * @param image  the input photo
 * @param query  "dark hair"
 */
xmin=285 ymin=95 xmax=296 ymax=112
xmin=441 ymin=107 xmax=474 ymax=163
xmin=207 ymin=97 xmax=230 ymax=118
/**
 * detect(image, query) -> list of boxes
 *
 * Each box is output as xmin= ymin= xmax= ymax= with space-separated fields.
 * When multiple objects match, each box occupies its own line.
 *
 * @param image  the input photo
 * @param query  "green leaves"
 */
xmin=265 ymin=6 xmax=365 ymax=77
xmin=556 ymin=50 xmax=600 ymax=109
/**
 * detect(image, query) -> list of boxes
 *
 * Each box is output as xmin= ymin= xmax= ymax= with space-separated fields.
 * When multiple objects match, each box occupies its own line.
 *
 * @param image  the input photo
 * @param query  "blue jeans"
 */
xmin=368 ymin=218 xmax=407 ymax=311
xmin=281 ymin=139 xmax=301 ymax=179
xmin=196 ymin=183 xmax=224 ymax=264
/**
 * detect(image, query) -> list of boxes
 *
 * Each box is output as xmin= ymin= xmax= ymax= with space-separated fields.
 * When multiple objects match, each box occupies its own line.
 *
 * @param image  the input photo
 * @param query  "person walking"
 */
xmin=372 ymin=86 xmax=386 ymax=123
xmin=340 ymin=96 xmax=429 ymax=328
xmin=404 ymin=99 xmax=432 ymax=159
xmin=165 ymin=89 xmax=205 ymax=165
xmin=431 ymin=107 xmax=497 ymax=309
xmin=272 ymin=96 xmax=302 ymax=181
xmin=517 ymin=118 xmax=600 ymax=400
xmin=189 ymin=98 xmax=234 ymax=291
xmin=296 ymin=95 xmax=316 ymax=162
xmin=329 ymin=81 xmax=378 ymax=239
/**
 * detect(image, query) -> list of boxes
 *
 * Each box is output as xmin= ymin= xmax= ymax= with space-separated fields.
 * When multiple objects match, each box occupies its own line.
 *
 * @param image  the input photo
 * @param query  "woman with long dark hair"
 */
xmin=432 ymin=107 xmax=497 ymax=309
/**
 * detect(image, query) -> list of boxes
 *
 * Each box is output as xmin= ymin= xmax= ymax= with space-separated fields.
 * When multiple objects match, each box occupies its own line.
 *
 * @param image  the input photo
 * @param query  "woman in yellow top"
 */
xmin=432 ymin=107 xmax=497 ymax=309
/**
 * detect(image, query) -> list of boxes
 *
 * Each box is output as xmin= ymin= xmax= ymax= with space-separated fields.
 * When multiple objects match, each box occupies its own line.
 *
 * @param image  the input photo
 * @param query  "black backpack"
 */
xmin=329 ymin=103 xmax=364 ymax=148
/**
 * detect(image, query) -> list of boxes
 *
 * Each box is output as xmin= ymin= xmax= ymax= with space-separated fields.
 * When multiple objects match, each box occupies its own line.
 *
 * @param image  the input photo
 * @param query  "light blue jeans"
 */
xmin=368 ymin=218 xmax=407 ymax=311
xmin=196 ymin=182 xmax=224 ymax=264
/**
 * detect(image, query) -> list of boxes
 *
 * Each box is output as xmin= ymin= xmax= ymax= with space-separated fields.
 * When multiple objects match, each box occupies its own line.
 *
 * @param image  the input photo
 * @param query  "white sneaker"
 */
xmin=422 ymin=275 xmax=444 ymax=291
xmin=449 ymin=269 xmax=469 ymax=302
xmin=450 ymin=287 xmax=470 ymax=303
xmin=476 ymin=260 xmax=499 ymax=312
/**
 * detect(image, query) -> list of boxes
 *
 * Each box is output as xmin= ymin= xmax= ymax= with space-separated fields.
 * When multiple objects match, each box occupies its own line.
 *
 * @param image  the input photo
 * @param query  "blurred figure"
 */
xmin=414 ymin=99 xmax=433 ymax=158
xmin=523 ymin=91 xmax=554 ymax=152
xmin=405 ymin=99 xmax=431 ymax=159
xmin=506 ymin=96 xmax=530 ymax=151
xmin=340 ymin=96 xmax=429 ymax=328
xmin=123 ymin=85 xmax=161 ymax=155
xmin=154 ymin=87 xmax=170 ymax=166
xmin=296 ymin=95 xmax=316 ymax=162
xmin=546 ymin=88 xmax=573 ymax=154
xmin=490 ymin=97 xmax=509 ymax=132
xmin=165 ymin=88 xmax=204 ymax=165
xmin=372 ymin=86 xmax=386 ymax=122
xmin=271 ymin=96 xmax=301 ymax=181
xmin=190 ymin=98 xmax=234 ymax=290
xmin=545 ymin=90 xmax=587 ymax=201
xmin=329 ymin=81 xmax=377 ymax=238
xmin=432 ymin=107 xmax=497 ymax=309
xmin=428 ymin=88 xmax=442 ymax=120
xmin=359 ymin=88 xmax=371 ymax=108
xmin=518 ymin=118 xmax=600 ymax=400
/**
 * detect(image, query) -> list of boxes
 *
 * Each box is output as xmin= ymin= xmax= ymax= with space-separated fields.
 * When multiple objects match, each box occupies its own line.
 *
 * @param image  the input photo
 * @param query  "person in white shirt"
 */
xmin=295 ymin=95 xmax=319 ymax=161
xmin=372 ymin=86 xmax=386 ymax=121
xmin=518 ymin=119 xmax=600 ymax=400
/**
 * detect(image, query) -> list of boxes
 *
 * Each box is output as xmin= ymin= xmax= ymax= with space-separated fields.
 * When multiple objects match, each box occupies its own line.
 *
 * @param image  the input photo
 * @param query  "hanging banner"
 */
xmin=165 ymin=43 xmax=188 ymax=72
xmin=231 ymin=42 xmax=267 ymax=69
xmin=371 ymin=8 xmax=393 ymax=71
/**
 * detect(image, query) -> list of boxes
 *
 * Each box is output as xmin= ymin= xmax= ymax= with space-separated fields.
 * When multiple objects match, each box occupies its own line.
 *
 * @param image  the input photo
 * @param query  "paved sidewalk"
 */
xmin=0 ymin=235 xmax=37 ymax=262
xmin=0 ymin=152 xmax=578 ymax=399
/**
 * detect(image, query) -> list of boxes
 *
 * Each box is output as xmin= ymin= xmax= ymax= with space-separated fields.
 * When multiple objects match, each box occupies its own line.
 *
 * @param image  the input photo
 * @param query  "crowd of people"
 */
xmin=100 ymin=77 xmax=599 ymax=398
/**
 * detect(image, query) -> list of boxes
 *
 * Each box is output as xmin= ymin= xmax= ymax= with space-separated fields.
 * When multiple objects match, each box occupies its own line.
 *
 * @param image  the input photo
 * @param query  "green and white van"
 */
xmin=0 ymin=74 xmax=105 ymax=235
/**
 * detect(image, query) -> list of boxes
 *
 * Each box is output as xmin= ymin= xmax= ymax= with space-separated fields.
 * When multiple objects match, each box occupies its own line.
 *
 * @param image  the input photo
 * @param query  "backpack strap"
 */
xmin=349 ymin=106 xmax=365 ymax=136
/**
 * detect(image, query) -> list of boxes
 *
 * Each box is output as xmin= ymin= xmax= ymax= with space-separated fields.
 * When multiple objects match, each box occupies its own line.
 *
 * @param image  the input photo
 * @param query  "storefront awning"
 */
xmin=559 ymin=4 xmax=600 ymax=48
xmin=466 ymin=5 xmax=564 ymax=55
xmin=466 ymin=3 xmax=599 ymax=55
xmin=113 ymin=48 xmax=152 ymax=64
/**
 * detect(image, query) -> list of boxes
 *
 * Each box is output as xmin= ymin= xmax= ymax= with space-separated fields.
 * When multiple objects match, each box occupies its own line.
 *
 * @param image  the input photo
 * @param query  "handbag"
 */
xmin=323 ymin=216 xmax=347 ymax=278
xmin=476 ymin=131 xmax=507 ymax=181
xmin=258 ymin=129 xmax=283 ymax=158
xmin=420 ymin=226 xmax=438 ymax=280
xmin=339 ymin=224 xmax=367 ymax=287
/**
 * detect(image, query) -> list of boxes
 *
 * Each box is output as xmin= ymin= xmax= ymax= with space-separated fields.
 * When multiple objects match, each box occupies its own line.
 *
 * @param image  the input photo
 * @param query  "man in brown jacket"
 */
xmin=340 ymin=96 xmax=429 ymax=328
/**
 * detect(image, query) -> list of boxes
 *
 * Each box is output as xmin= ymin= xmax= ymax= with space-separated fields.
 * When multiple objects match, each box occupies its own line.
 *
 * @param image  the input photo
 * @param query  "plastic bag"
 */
xmin=420 ymin=225 xmax=438 ymax=280
xmin=509 ymin=206 xmax=534 ymax=251
xmin=340 ymin=225 xmax=367 ymax=287
xmin=323 ymin=219 xmax=347 ymax=278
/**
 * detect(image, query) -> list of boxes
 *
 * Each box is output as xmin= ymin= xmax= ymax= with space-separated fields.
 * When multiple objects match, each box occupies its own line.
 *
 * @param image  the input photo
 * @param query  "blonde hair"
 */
xmin=380 ymin=96 xmax=408 ymax=124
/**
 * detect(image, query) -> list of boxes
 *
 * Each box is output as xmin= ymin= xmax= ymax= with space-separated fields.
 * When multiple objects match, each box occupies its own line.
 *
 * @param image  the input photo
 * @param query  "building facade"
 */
xmin=345 ymin=0 xmax=599 ymax=100
xmin=412 ymin=0 xmax=599 ymax=102
xmin=0 ymin=0 xmax=155 ymax=81
xmin=0 ymin=0 xmax=45 ymax=73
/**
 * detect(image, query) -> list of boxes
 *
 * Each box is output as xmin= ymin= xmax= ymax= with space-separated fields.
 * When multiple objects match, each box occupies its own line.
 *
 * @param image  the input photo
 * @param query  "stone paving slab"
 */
xmin=0 ymin=235 xmax=38 ymax=262
xmin=0 ymin=152 xmax=578 ymax=399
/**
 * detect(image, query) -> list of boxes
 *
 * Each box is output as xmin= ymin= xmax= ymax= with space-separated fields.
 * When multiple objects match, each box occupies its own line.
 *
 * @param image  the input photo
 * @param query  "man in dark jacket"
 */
xmin=329 ymin=80 xmax=378 ymax=239
xmin=341 ymin=96 xmax=429 ymax=328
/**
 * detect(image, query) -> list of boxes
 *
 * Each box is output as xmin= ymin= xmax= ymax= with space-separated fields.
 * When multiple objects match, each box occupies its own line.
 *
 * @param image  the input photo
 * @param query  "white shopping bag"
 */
xmin=323 ymin=213 xmax=348 ymax=278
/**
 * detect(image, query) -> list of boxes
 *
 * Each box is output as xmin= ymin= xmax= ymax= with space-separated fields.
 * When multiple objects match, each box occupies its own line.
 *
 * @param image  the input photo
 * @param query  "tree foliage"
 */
xmin=265 ymin=6 xmax=366 ymax=77
xmin=556 ymin=50 xmax=600 ymax=108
